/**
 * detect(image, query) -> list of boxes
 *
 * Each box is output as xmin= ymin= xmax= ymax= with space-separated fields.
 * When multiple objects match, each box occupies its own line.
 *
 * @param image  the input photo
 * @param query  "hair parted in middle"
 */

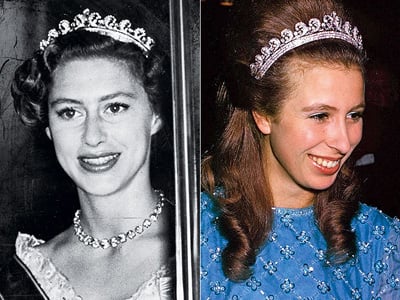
xmin=202 ymin=0 xmax=366 ymax=282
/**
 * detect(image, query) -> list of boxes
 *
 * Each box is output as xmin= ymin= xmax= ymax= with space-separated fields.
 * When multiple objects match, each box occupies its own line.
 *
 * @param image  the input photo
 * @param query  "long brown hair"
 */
xmin=202 ymin=0 xmax=366 ymax=282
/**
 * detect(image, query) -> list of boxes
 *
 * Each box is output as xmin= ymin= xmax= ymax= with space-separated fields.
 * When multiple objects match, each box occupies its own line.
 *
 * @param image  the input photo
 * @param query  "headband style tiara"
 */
xmin=39 ymin=8 xmax=155 ymax=56
xmin=250 ymin=12 xmax=363 ymax=80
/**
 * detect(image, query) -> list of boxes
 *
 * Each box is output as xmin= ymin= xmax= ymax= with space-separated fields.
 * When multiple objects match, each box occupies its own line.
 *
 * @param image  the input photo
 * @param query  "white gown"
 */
xmin=15 ymin=233 xmax=174 ymax=300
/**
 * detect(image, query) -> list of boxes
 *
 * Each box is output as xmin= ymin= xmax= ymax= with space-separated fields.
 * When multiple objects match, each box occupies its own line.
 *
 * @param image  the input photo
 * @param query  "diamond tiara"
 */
xmin=39 ymin=8 xmax=155 ymax=56
xmin=250 ymin=12 xmax=363 ymax=80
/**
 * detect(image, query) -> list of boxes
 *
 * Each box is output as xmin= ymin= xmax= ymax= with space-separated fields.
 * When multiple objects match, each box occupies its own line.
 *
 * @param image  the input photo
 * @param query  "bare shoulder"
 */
xmin=36 ymin=226 xmax=76 ymax=262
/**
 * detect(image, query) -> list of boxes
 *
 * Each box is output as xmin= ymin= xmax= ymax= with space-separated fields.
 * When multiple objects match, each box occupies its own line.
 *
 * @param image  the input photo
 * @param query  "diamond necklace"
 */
xmin=73 ymin=189 xmax=167 ymax=249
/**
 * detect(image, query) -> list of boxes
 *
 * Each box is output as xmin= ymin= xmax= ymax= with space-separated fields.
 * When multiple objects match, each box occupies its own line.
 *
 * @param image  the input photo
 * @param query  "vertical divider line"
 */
xmin=169 ymin=0 xmax=199 ymax=299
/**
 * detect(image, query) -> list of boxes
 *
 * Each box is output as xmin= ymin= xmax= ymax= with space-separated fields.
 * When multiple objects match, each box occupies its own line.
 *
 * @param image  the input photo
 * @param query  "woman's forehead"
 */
xmin=54 ymin=56 xmax=141 ymax=82
xmin=49 ymin=59 xmax=146 ymax=101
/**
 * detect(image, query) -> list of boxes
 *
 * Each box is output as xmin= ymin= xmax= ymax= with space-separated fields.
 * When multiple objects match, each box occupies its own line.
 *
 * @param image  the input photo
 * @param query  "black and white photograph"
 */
xmin=0 ymin=0 xmax=199 ymax=298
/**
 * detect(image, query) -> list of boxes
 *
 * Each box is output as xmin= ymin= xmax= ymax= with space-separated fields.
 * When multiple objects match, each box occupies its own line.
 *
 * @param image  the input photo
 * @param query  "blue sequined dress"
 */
xmin=201 ymin=192 xmax=400 ymax=299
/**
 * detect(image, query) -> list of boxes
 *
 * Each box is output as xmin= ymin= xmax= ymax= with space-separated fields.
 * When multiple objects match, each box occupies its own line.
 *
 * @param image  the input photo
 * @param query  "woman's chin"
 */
xmin=76 ymin=181 xmax=122 ymax=197
xmin=305 ymin=177 xmax=338 ymax=192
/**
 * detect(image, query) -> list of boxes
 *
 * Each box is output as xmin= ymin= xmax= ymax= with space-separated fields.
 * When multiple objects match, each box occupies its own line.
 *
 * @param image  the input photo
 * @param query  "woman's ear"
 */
xmin=252 ymin=111 xmax=271 ymax=134
xmin=45 ymin=127 xmax=52 ymax=140
xmin=150 ymin=114 xmax=163 ymax=135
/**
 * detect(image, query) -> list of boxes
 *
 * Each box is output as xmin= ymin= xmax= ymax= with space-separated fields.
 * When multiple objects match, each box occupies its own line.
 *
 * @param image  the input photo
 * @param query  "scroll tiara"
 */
xmin=39 ymin=8 xmax=155 ymax=56
xmin=250 ymin=12 xmax=363 ymax=80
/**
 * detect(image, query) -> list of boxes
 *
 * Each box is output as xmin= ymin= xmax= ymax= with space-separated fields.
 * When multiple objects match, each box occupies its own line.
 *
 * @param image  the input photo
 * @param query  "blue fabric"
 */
xmin=201 ymin=191 xmax=400 ymax=299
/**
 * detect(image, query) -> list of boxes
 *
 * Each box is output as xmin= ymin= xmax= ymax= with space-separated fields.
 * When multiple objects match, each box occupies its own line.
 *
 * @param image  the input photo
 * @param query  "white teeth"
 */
xmin=82 ymin=154 xmax=118 ymax=165
xmin=311 ymin=156 xmax=339 ymax=169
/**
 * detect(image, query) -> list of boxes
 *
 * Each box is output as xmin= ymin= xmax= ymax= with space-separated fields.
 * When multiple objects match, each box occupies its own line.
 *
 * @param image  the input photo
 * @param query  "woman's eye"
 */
xmin=56 ymin=108 xmax=78 ymax=120
xmin=347 ymin=111 xmax=363 ymax=121
xmin=106 ymin=103 xmax=129 ymax=114
xmin=310 ymin=113 xmax=328 ymax=122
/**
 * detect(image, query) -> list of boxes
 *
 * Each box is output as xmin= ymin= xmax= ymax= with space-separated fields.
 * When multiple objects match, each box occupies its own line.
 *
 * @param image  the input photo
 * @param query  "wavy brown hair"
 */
xmin=202 ymin=0 xmax=366 ymax=282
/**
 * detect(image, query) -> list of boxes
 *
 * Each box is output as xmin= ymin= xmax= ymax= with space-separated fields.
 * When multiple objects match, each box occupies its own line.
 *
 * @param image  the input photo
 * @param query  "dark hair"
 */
xmin=202 ymin=0 xmax=366 ymax=281
xmin=12 ymin=29 xmax=173 ymax=197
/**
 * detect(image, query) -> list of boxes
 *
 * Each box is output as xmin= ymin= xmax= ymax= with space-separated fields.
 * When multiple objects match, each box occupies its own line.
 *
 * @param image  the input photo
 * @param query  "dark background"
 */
xmin=0 ymin=0 xmax=171 ymax=269
xmin=201 ymin=0 xmax=400 ymax=217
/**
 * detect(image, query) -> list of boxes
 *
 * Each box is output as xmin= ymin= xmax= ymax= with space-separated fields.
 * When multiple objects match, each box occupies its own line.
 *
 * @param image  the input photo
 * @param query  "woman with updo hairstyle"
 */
xmin=0 ymin=8 xmax=174 ymax=299
xmin=201 ymin=0 xmax=400 ymax=298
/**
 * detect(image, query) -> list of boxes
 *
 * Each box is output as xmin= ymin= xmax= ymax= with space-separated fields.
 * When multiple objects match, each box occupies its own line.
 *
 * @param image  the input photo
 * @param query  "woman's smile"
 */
xmin=308 ymin=154 xmax=341 ymax=175
xmin=78 ymin=153 xmax=121 ymax=173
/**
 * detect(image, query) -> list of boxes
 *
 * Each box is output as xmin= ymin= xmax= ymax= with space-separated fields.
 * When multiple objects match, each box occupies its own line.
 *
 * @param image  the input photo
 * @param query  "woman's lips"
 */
xmin=78 ymin=153 xmax=120 ymax=173
xmin=309 ymin=154 xmax=341 ymax=175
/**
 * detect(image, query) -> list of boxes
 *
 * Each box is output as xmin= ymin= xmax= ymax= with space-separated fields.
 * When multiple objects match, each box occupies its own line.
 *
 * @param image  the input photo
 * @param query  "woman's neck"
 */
xmin=272 ymin=193 xmax=314 ymax=208
xmin=269 ymin=178 xmax=315 ymax=208
xmin=76 ymin=181 xmax=159 ymax=238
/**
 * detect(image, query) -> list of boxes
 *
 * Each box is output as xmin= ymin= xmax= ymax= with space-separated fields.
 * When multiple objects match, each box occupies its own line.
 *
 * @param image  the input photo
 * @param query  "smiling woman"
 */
xmin=252 ymin=64 xmax=365 ymax=206
xmin=46 ymin=59 xmax=161 ymax=197
xmin=0 ymin=8 xmax=175 ymax=300
xmin=200 ymin=0 xmax=400 ymax=298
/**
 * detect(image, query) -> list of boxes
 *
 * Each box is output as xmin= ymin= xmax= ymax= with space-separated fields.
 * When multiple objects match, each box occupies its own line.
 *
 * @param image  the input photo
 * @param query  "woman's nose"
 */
xmin=82 ymin=114 xmax=106 ymax=147
xmin=327 ymin=121 xmax=352 ymax=154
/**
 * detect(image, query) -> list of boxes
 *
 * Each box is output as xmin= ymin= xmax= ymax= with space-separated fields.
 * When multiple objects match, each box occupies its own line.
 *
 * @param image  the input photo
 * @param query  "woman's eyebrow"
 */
xmin=49 ymin=98 xmax=82 ymax=107
xmin=49 ymin=92 xmax=138 ymax=107
xmin=301 ymin=102 xmax=365 ymax=113
xmin=301 ymin=104 xmax=337 ymax=112
xmin=350 ymin=103 xmax=366 ymax=110
xmin=99 ymin=92 xmax=138 ymax=102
